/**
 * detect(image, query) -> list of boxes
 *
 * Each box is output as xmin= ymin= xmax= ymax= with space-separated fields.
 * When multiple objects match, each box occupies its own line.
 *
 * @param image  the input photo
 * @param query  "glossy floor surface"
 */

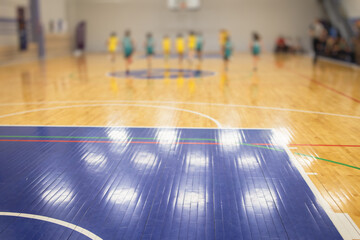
xmin=0 ymin=126 xmax=342 ymax=239
xmin=0 ymin=53 xmax=360 ymax=239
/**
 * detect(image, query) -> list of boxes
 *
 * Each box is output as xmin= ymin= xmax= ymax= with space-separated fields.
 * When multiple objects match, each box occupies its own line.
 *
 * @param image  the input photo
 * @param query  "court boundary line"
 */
xmin=283 ymin=146 xmax=360 ymax=239
xmin=0 ymin=103 xmax=222 ymax=128
xmin=0 ymin=100 xmax=359 ymax=120
xmin=0 ymin=212 xmax=102 ymax=240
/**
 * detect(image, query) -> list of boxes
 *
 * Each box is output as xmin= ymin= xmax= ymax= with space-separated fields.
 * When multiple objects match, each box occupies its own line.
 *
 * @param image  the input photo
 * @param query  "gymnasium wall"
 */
xmin=342 ymin=0 xmax=360 ymax=19
xmin=41 ymin=0 xmax=68 ymax=33
xmin=69 ymin=0 xmax=324 ymax=53
xmin=40 ymin=0 xmax=72 ymax=58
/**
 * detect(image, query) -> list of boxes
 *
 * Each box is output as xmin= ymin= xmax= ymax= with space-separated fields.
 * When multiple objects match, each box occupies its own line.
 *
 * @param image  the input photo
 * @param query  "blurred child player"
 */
xmin=250 ymin=32 xmax=262 ymax=71
xmin=188 ymin=31 xmax=196 ymax=64
xmin=122 ymin=30 xmax=135 ymax=74
xmin=145 ymin=32 xmax=155 ymax=75
xmin=107 ymin=32 xmax=118 ymax=63
xmin=196 ymin=32 xmax=204 ymax=61
xmin=219 ymin=29 xmax=228 ymax=55
xmin=162 ymin=35 xmax=171 ymax=63
xmin=176 ymin=33 xmax=185 ymax=67
xmin=223 ymin=35 xmax=233 ymax=71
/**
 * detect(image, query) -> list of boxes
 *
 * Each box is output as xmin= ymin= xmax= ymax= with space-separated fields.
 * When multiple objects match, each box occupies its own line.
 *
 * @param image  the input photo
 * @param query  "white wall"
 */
xmin=68 ymin=0 xmax=325 ymax=52
xmin=40 ymin=0 xmax=68 ymax=33
xmin=342 ymin=0 xmax=360 ymax=19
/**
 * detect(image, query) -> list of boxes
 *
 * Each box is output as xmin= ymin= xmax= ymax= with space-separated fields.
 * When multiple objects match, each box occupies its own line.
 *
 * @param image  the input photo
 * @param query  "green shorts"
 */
xmin=146 ymin=47 xmax=154 ymax=56
xmin=124 ymin=48 xmax=133 ymax=58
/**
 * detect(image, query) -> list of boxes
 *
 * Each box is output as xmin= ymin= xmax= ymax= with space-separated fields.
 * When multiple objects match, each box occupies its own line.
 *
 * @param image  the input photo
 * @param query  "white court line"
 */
xmin=306 ymin=172 xmax=318 ymax=175
xmin=0 ymin=103 xmax=222 ymax=128
xmin=0 ymin=125 xmax=270 ymax=130
xmin=0 ymin=100 xmax=359 ymax=120
xmin=283 ymin=146 xmax=360 ymax=240
xmin=0 ymin=212 xmax=102 ymax=240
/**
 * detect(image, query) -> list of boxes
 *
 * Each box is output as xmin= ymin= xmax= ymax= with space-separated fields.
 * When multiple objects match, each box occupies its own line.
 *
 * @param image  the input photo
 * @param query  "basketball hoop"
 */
xmin=168 ymin=0 xmax=200 ymax=11
xmin=180 ymin=0 xmax=187 ymax=10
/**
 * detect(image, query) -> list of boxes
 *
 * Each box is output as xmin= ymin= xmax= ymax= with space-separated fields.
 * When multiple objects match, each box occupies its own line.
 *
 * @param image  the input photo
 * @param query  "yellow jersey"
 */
xmin=176 ymin=37 xmax=185 ymax=53
xmin=219 ymin=31 xmax=228 ymax=47
xmin=108 ymin=36 xmax=118 ymax=52
xmin=162 ymin=38 xmax=171 ymax=52
xmin=188 ymin=35 xmax=196 ymax=50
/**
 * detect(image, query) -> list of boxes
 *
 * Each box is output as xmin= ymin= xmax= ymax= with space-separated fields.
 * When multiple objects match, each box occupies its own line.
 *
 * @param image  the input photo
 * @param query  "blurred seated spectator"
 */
xmin=275 ymin=36 xmax=288 ymax=53
xmin=354 ymin=20 xmax=360 ymax=65
xmin=275 ymin=36 xmax=304 ymax=54
xmin=275 ymin=19 xmax=356 ymax=64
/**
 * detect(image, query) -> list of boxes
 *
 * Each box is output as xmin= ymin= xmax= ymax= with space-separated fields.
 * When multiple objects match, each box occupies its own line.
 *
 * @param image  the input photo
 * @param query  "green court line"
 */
xmin=239 ymin=143 xmax=284 ymax=152
xmin=293 ymin=152 xmax=360 ymax=171
xmin=242 ymin=142 xmax=360 ymax=171
xmin=0 ymin=135 xmax=359 ymax=171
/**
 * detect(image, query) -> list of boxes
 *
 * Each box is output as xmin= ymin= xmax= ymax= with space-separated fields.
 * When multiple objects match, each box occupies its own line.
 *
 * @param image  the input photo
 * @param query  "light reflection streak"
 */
xmin=271 ymin=128 xmax=292 ymax=147
xmin=244 ymin=188 xmax=277 ymax=211
xmin=187 ymin=151 xmax=208 ymax=169
xmin=237 ymin=155 xmax=260 ymax=169
xmin=219 ymin=130 xmax=243 ymax=149
xmin=42 ymin=187 xmax=74 ymax=205
xmin=106 ymin=129 xmax=130 ymax=141
xmin=156 ymin=129 xmax=179 ymax=144
xmin=155 ymin=129 xmax=179 ymax=150
xmin=83 ymin=152 xmax=107 ymax=167
xmin=178 ymin=191 xmax=207 ymax=209
xmin=132 ymin=151 xmax=157 ymax=167
xmin=108 ymin=188 xmax=137 ymax=205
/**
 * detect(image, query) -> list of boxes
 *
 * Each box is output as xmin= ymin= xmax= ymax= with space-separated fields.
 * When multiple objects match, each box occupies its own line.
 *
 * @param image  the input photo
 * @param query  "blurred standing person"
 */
xmin=107 ymin=32 xmax=118 ymax=63
xmin=176 ymin=33 xmax=185 ymax=68
xmin=223 ymin=35 xmax=233 ymax=71
xmin=309 ymin=19 xmax=325 ymax=64
xmin=196 ymin=32 xmax=204 ymax=62
xmin=187 ymin=31 xmax=196 ymax=65
xmin=219 ymin=29 xmax=228 ymax=56
xmin=162 ymin=35 xmax=171 ymax=63
xmin=195 ymin=32 xmax=204 ymax=73
xmin=122 ymin=30 xmax=135 ymax=74
xmin=250 ymin=32 xmax=263 ymax=71
xmin=145 ymin=32 xmax=155 ymax=76
xmin=354 ymin=20 xmax=360 ymax=65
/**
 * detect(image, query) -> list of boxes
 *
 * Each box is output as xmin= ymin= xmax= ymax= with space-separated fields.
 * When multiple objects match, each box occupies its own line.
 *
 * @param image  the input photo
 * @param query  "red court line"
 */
xmin=290 ymin=143 xmax=360 ymax=147
xmin=252 ymin=143 xmax=360 ymax=148
xmin=0 ymin=139 xmax=220 ymax=145
xmin=288 ymin=69 xmax=360 ymax=104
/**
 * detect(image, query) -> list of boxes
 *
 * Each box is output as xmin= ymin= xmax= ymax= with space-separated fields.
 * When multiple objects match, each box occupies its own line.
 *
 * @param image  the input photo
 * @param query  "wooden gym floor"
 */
xmin=0 ymin=53 xmax=360 ymax=239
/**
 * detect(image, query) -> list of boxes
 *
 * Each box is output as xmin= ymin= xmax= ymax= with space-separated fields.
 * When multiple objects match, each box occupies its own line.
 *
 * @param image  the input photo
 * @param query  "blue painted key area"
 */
xmin=108 ymin=68 xmax=215 ymax=79
xmin=0 ymin=126 xmax=342 ymax=239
